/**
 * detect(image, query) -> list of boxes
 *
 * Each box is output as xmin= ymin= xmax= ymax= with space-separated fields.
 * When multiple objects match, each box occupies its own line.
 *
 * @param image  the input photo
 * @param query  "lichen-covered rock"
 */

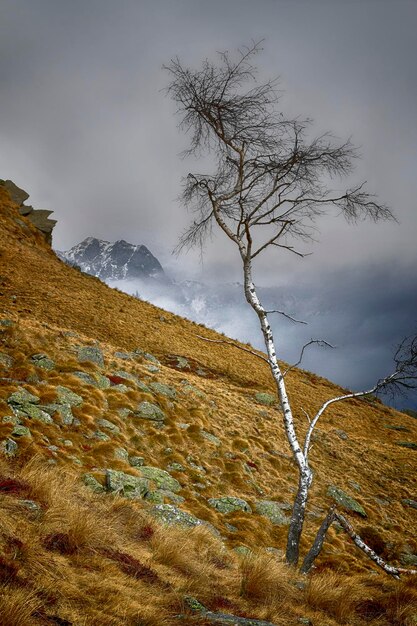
xmin=146 ymin=365 xmax=159 ymax=373
xmin=56 ymin=386 xmax=83 ymax=407
xmin=11 ymin=425 xmax=31 ymax=437
xmin=1 ymin=438 xmax=18 ymax=457
xmin=0 ymin=319 xmax=14 ymax=327
xmin=234 ymin=546 xmax=252 ymax=556
xmin=254 ymin=392 xmax=275 ymax=406
xmin=151 ymin=504 xmax=219 ymax=536
xmin=400 ymin=552 xmax=417 ymax=567
xmin=114 ymin=447 xmax=129 ymax=461
xmin=175 ymin=356 xmax=189 ymax=369
xmin=106 ymin=470 xmax=150 ymax=499
xmin=118 ymin=408 xmax=132 ymax=419
xmin=2 ymin=415 xmax=21 ymax=425
xmin=93 ymin=431 xmax=110 ymax=441
xmin=0 ymin=352 xmax=13 ymax=368
xmin=167 ymin=462 xmax=185 ymax=472
xmin=149 ymin=382 xmax=176 ymax=399
xmin=134 ymin=401 xmax=165 ymax=421
xmin=208 ymin=497 xmax=252 ymax=514
xmin=201 ymin=430 xmax=221 ymax=446
xmin=77 ymin=345 xmax=104 ymax=368
xmin=42 ymin=403 xmax=74 ymax=425
xmin=97 ymin=418 xmax=120 ymax=434
xmin=402 ymin=498 xmax=417 ymax=510
xmin=82 ymin=473 xmax=106 ymax=493
xmin=144 ymin=489 xmax=185 ymax=505
xmin=30 ymin=353 xmax=55 ymax=370
xmin=73 ymin=371 xmax=110 ymax=389
xmin=139 ymin=466 xmax=181 ymax=492
xmin=17 ymin=404 xmax=54 ymax=424
xmin=129 ymin=456 xmax=145 ymax=467
xmin=112 ymin=370 xmax=136 ymax=382
xmin=8 ymin=387 xmax=40 ymax=406
xmin=327 ymin=485 xmax=367 ymax=517
xmin=255 ymin=500 xmax=290 ymax=525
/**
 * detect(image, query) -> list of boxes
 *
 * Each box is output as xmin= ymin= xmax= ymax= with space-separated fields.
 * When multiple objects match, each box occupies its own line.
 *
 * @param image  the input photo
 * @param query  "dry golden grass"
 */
xmin=1 ymin=186 xmax=417 ymax=624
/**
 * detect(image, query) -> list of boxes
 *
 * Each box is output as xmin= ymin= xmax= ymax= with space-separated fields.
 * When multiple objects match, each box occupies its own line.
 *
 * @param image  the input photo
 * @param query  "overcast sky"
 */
xmin=1 ymin=0 xmax=416 ymax=405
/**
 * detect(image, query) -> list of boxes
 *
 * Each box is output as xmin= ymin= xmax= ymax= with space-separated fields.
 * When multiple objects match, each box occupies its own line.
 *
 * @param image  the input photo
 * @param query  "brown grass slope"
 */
xmin=0 ymin=186 xmax=416 ymax=625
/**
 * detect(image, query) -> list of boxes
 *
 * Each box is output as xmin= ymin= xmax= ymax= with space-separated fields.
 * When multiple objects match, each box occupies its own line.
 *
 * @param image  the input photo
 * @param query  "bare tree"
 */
xmin=165 ymin=43 xmax=416 ymax=570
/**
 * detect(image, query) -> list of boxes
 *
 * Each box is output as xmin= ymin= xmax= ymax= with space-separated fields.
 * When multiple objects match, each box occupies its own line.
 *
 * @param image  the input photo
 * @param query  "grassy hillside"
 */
xmin=0 ymin=185 xmax=416 ymax=625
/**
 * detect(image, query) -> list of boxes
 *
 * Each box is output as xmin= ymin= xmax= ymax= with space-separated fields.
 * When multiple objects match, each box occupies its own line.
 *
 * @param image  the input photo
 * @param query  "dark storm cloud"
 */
xmin=1 ymin=0 xmax=416 ymax=402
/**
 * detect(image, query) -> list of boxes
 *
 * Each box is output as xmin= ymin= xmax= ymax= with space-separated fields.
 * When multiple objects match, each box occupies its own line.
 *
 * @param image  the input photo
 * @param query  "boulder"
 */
xmin=30 ymin=353 xmax=55 ymax=370
xmin=16 ymin=404 xmax=54 ymax=424
xmin=0 ymin=352 xmax=13 ymax=368
xmin=208 ymin=497 xmax=252 ymax=514
xmin=139 ymin=466 xmax=181 ymax=492
xmin=8 ymin=387 xmax=40 ymax=406
xmin=134 ymin=401 xmax=165 ymax=422
xmin=151 ymin=504 xmax=219 ymax=536
xmin=56 ymin=386 xmax=83 ymax=407
xmin=82 ymin=473 xmax=106 ymax=493
xmin=149 ymin=382 xmax=176 ymax=399
xmin=77 ymin=345 xmax=104 ymax=368
xmin=106 ymin=469 xmax=150 ymax=499
xmin=255 ymin=500 xmax=290 ymax=525
xmin=97 ymin=418 xmax=120 ymax=434
xmin=327 ymin=485 xmax=367 ymax=517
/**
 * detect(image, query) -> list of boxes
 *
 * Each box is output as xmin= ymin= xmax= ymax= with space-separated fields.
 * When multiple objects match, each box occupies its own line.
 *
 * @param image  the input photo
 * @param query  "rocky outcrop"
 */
xmin=0 ymin=179 xmax=56 ymax=244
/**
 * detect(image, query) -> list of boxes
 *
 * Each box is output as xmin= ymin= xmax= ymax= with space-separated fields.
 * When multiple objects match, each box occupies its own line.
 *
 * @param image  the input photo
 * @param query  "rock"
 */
xmin=167 ymin=462 xmax=185 ymax=472
xmin=254 ymin=392 xmax=275 ymax=406
xmin=175 ymin=356 xmax=189 ymax=369
xmin=114 ymin=351 xmax=133 ymax=360
xmin=106 ymin=470 xmax=150 ymax=499
xmin=112 ymin=370 xmax=137 ymax=382
xmin=93 ymin=431 xmax=111 ymax=441
xmin=134 ymin=401 xmax=165 ymax=421
xmin=77 ymin=345 xmax=104 ymax=368
xmin=0 ymin=319 xmax=14 ymax=327
xmin=110 ymin=383 xmax=129 ymax=393
xmin=17 ymin=404 xmax=54 ymax=424
xmin=56 ymin=386 xmax=83 ymax=407
xmin=334 ymin=429 xmax=348 ymax=440
xmin=1 ymin=438 xmax=18 ymax=457
xmin=151 ymin=504 xmax=219 ymax=536
xmin=208 ymin=497 xmax=252 ymax=514
xmin=255 ymin=500 xmax=290 ymax=525
xmin=348 ymin=480 xmax=361 ymax=492
xmin=2 ymin=415 xmax=21 ymax=425
xmin=129 ymin=456 xmax=145 ymax=467
xmin=82 ymin=473 xmax=105 ymax=493
xmin=139 ymin=466 xmax=181 ymax=492
xmin=114 ymin=447 xmax=129 ymax=461
xmin=397 ymin=442 xmax=417 ymax=450
xmin=384 ymin=424 xmax=410 ymax=432
xmin=30 ymin=353 xmax=55 ymax=370
xmin=400 ymin=553 xmax=417 ymax=567
xmin=73 ymin=371 xmax=110 ymax=389
xmin=42 ymin=403 xmax=74 ymax=425
xmin=19 ymin=499 xmax=42 ymax=518
xmin=8 ymin=387 xmax=40 ymax=406
xmin=234 ymin=546 xmax=252 ymax=556
xmin=11 ymin=425 xmax=32 ymax=437
xmin=97 ymin=418 xmax=120 ymax=434
xmin=225 ymin=523 xmax=238 ymax=533
xmin=146 ymin=365 xmax=159 ymax=373
xmin=402 ymin=498 xmax=417 ymax=510
xmin=149 ymin=382 xmax=176 ymax=399
xmin=327 ymin=485 xmax=367 ymax=517
xmin=118 ymin=408 xmax=132 ymax=419
xmin=201 ymin=430 xmax=221 ymax=446
xmin=0 ymin=352 xmax=13 ymax=368
xmin=145 ymin=489 xmax=185 ymax=505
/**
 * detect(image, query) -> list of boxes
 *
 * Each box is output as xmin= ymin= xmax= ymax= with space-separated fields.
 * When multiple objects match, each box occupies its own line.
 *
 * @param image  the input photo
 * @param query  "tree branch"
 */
xmin=195 ymin=334 xmax=269 ymax=364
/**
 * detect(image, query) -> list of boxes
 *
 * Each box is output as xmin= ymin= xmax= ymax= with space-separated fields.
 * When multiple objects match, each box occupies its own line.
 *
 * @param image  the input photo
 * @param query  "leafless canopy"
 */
xmin=375 ymin=335 xmax=417 ymax=398
xmin=165 ymin=42 xmax=394 ymax=258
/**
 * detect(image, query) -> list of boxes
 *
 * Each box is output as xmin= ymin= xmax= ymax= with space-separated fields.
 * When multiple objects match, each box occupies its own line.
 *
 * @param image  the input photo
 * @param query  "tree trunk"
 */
xmin=300 ymin=506 xmax=336 ymax=574
xmin=286 ymin=467 xmax=313 ymax=565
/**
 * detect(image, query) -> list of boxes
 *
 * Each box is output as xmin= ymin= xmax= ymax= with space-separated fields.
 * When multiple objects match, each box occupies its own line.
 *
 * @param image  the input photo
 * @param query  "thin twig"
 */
xmin=283 ymin=339 xmax=335 ymax=376
xmin=195 ymin=334 xmax=269 ymax=364
xmin=265 ymin=309 xmax=307 ymax=324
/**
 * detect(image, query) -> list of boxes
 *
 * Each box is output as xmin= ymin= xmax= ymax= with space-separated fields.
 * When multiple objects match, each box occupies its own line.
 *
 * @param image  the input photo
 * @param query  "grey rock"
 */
xmin=149 ymin=382 xmax=176 ymax=399
xmin=1 ymin=438 xmax=18 ymax=457
xmin=233 ymin=546 xmax=252 ymax=556
xmin=254 ymin=392 xmax=275 ymax=406
xmin=139 ymin=466 xmax=181 ymax=492
xmin=0 ymin=319 xmax=14 ymax=327
xmin=92 ymin=430 xmax=110 ymax=441
xmin=397 ymin=441 xmax=417 ymax=450
xmin=145 ymin=489 xmax=185 ymax=505
xmin=97 ymin=418 xmax=120 ymax=434
xmin=402 ymin=498 xmax=417 ymax=510
xmin=114 ymin=447 xmax=129 ymax=461
xmin=201 ymin=430 xmax=221 ymax=446
xmin=167 ymin=462 xmax=185 ymax=472
xmin=134 ymin=401 xmax=165 ymax=421
xmin=129 ymin=456 xmax=145 ymax=467
xmin=0 ymin=352 xmax=13 ymax=368
xmin=82 ymin=473 xmax=106 ymax=493
xmin=145 ymin=365 xmax=159 ymax=373
xmin=73 ymin=371 xmax=110 ymax=389
xmin=30 ymin=353 xmax=55 ymax=370
xmin=56 ymin=386 xmax=83 ymax=407
xmin=8 ymin=387 xmax=40 ymax=406
xmin=106 ymin=469 xmax=150 ymax=499
xmin=11 ymin=425 xmax=32 ymax=437
xmin=42 ymin=403 xmax=74 ymax=425
xmin=255 ymin=500 xmax=290 ymax=525
xmin=151 ymin=504 xmax=219 ymax=536
xmin=208 ymin=497 xmax=252 ymax=514
xmin=2 ymin=415 xmax=21 ymax=425
xmin=327 ymin=485 xmax=367 ymax=517
xmin=400 ymin=553 xmax=417 ymax=567
xmin=17 ymin=404 xmax=54 ymax=424
xmin=334 ymin=429 xmax=348 ymax=440
xmin=77 ymin=345 xmax=104 ymax=368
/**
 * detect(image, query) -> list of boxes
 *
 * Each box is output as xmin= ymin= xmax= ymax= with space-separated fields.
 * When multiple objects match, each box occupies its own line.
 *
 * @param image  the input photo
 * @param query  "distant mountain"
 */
xmin=58 ymin=237 xmax=165 ymax=281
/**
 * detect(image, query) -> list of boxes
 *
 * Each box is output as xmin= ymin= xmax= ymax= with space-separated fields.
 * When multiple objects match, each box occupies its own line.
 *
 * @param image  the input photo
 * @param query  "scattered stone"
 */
xmin=134 ymin=401 xmax=165 ymax=422
xmin=175 ymin=356 xmax=189 ymax=369
xmin=334 ymin=429 xmax=348 ymax=440
xmin=17 ymin=404 xmax=54 ymax=424
xmin=327 ymin=485 xmax=367 ymax=517
xmin=97 ymin=418 xmax=120 ymax=434
xmin=137 ymin=380 xmax=151 ymax=392
xmin=255 ymin=500 xmax=290 ymax=525
xmin=145 ymin=489 xmax=185 ymax=505
xmin=19 ymin=500 xmax=42 ymax=518
xmin=201 ymin=430 xmax=221 ymax=446
xmin=139 ymin=466 xmax=181 ymax=492
xmin=2 ymin=415 xmax=21 ymax=425
xmin=208 ymin=497 xmax=252 ymax=514
xmin=149 ymin=382 xmax=176 ymax=399
xmin=11 ymin=425 xmax=32 ymax=437
xmin=265 ymin=547 xmax=284 ymax=559
xmin=400 ymin=553 xmax=417 ymax=567
xmin=106 ymin=469 xmax=150 ymax=499
xmin=77 ymin=345 xmax=104 ymax=368
xmin=146 ymin=365 xmax=159 ymax=373
xmin=254 ymin=392 xmax=275 ymax=406
xmin=234 ymin=546 xmax=252 ymax=556
xmin=8 ymin=387 xmax=40 ymax=406
xmin=129 ymin=456 xmax=145 ymax=467
xmin=402 ymin=498 xmax=417 ymax=510
xmin=30 ymin=353 xmax=55 ymax=370
xmin=397 ymin=442 xmax=417 ymax=450
xmin=114 ymin=351 xmax=133 ymax=360
xmin=110 ymin=383 xmax=129 ymax=393
xmin=82 ymin=473 xmax=105 ymax=493
xmin=73 ymin=371 xmax=110 ymax=389
xmin=118 ymin=408 xmax=132 ymax=419
xmin=348 ymin=480 xmax=361 ymax=492
xmin=298 ymin=618 xmax=312 ymax=625
xmin=62 ymin=439 xmax=73 ymax=447
xmin=1 ymin=438 xmax=18 ymax=457
xmin=225 ymin=523 xmax=238 ymax=533
xmin=112 ymin=370 xmax=136 ymax=382
xmin=56 ymin=386 xmax=83 ymax=407
xmin=179 ymin=423 xmax=190 ymax=430
xmin=167 ymin=462 xmax=185 ymax=472
xmin=0 ymin=352 xmax=13 ymax=368
xmin=384 ymin=424 xmax=410 ymax=432
xmin=151 ymin=504 xmax=219 ymax=536
xmin=42 ymin=403 xmax=74 ymax=425
xmin=114 ymin=447 xmax=129 ymax=461
xmin=0 ymin=319 xmax=14 ymax=327
xmin=92 ymin=431 xmax=110 ymax=442
xmin=181 ymin=382 xmax=205 ymax=398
